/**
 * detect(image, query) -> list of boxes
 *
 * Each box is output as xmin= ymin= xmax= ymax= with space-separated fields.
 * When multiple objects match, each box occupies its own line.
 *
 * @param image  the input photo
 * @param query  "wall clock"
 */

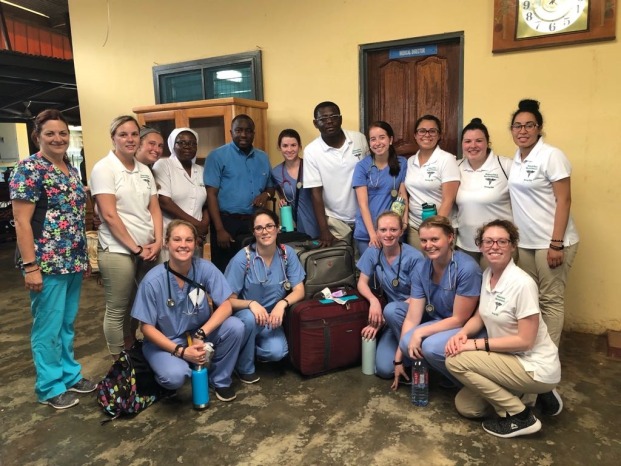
xmin=493 ymin=0 xmax=617 ymax=53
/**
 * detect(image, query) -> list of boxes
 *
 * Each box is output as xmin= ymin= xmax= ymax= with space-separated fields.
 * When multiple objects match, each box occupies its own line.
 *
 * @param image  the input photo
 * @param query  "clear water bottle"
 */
xmin=390 ymin=196 xmax=406 ymax=217
xmin=411 ymin=359 xmax=429 ymax=406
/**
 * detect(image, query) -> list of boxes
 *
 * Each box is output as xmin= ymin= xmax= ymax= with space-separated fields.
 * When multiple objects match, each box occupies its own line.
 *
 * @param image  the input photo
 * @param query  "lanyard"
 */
xmin=165 ymin=260 xmax=205 ymax=309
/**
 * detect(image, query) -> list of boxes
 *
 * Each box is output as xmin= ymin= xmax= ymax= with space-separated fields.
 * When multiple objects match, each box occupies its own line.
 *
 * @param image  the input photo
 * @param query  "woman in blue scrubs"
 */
xmin=271 ymin=129 xmax=319 ymax=238
xmin=353 ymin=121 xmax=408 ymax=255
xmin=225 ymin=208 xmax=305 ymax=384
xmin=356 ymin=211 xmax=424 ymax=379
xmin=393 ymin=215 xmax=482 ymax=390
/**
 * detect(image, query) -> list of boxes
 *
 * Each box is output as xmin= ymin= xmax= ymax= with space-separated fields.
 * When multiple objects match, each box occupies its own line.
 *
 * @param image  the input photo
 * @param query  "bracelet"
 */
xmin=551 ymin=239 xmax=564 ymax=243
xmin=25 ymin=267 xmax=41 ymax=274
xmin=132 ymin=245 xmax=143 ymax=256
xmin=248 ymin=300 xmax=256 ymax=308
xmin=179 ymin=346 xmax=187 ymax=360
xmin=484 ymin=337 xmax=490 ymax=353
xmin=22 ymin=261 xmax=37 ymax=269
xmin=549 ymin=243 xmax=565 ymax=251
xmin=282 ymin=298 xmax=290 ymax=308
xmin=171 ymin=344 xmax=183 ymax=357
xmin=474 ymin=339 xmax=479 ymax=351
xmin=393 ymin=360 xmax=403 ymax=366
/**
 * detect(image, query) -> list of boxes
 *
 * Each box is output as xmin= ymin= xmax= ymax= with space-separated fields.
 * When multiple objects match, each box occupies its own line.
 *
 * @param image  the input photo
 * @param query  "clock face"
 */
xmin=516 ymin=0 xmax=589 ymax=39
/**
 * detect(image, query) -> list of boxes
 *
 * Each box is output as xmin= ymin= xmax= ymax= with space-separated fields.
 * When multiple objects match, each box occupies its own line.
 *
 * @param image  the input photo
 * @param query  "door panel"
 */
xmin=364 ymin=38 xmax=462 ymax=157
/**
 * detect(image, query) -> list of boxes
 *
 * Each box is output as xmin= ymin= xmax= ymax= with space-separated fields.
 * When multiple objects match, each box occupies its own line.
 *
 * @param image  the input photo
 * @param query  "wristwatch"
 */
xmin=393 ymin=360 xmax=403 ymax=366
xmin=194 ymin=328 xmax=207 ymax=341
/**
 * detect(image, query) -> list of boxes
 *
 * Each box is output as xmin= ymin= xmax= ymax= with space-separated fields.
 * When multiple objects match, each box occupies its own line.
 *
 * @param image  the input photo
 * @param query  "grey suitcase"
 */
xmin=291 ymin=240 xmax=356 ymax=299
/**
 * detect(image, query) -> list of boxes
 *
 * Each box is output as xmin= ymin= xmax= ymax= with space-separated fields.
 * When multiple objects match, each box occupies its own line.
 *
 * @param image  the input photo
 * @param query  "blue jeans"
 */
xmin=30 ymin=273 xmax=84 ymax=401
xmin=235 ymin=308 xmax=288 ymax=374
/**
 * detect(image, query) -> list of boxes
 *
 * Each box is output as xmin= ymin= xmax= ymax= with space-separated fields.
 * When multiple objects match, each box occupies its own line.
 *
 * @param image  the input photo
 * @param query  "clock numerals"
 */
xmin=516 ymin=0 xmax=589 ymax=39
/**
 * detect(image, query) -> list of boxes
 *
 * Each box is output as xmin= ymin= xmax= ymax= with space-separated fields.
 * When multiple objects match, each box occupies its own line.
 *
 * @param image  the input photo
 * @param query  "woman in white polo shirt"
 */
xmin=404 ymin=114 xmax=460 ymax=250
xmin=152 ymin=128 xmax=209 ymax=259
xmin=446 ymin=219 xmax=562 ymax=439
xmin=90 ymin=115 xmax=163 ymax=359
xmin=507 ymin=99 xmax=579 ymax=347
xmin=456 ymin=118 xmax=513 ymax=267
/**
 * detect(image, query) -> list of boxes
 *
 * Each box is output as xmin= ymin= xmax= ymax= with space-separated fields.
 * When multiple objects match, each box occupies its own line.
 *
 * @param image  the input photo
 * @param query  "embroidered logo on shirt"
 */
xmin=425 ymin=166 xmax=438 ymax=180
xmin=493 ymin=294 xmax=506 ymax=315
xmin=140 ymin=174 xmax=152 ymax=189
xmin=525 ymin=163 xmax=538 ymax=180
xmin=484 ymin=172 xmax=499 ymax=188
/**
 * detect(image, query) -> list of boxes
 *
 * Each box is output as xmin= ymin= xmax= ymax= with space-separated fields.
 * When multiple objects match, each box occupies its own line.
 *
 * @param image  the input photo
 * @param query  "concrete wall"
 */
xmin=68 ymin=0 xmax=621 ymax=333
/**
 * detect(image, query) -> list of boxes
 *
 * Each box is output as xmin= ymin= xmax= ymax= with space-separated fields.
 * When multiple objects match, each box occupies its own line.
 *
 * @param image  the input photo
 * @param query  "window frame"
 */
xmin=152 ymin=50 xmax=263 ymax=104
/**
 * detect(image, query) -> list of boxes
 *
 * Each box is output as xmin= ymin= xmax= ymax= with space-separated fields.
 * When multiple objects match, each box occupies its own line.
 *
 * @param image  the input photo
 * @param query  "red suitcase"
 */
xmin=287 ymin=295 xmax=369 ymax=376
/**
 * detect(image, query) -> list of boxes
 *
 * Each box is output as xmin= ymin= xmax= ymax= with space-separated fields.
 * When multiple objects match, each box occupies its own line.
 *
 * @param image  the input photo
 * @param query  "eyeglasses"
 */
xmin=510 ymin=122 xmax=539 ymax=132
xmin=477 ymin=238 xmax=512 ymax=248
xmin=175 ymin=141 xmax=198 ymax=148
xmin=315 ymin=114 xmax=341 ymax=123
xmin=253 ymin=224 xmax=277 ymax=233
xmin=416 ymin=128 xmax=440 ymax=136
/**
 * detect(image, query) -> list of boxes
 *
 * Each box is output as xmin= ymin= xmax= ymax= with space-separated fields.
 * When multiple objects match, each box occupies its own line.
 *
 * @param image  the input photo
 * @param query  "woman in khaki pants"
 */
xmin=445 ymin=219 xmax=562 ymax=439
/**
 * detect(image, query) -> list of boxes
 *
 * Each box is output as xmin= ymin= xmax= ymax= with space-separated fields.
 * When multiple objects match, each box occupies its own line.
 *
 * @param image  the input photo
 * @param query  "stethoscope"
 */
xmin=245 ymin=245 xmax=292 ymax=291
xmin=280 ymin=160 xmax=303 ymax=204
xmin=424 ymin=252 xmax=457 ymax=315
xmin=165 ymin=261 xmax=205 ymax=311
xmin=376 ymin=244 xmax=403 ymax=288
xmin=368 ymin=161 xmax=398 ymax=198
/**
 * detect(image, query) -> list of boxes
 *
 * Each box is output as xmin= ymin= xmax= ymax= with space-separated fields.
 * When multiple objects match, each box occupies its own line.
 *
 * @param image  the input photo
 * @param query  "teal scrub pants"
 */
xmin=30 ymin=273 xmax=83 ymax=401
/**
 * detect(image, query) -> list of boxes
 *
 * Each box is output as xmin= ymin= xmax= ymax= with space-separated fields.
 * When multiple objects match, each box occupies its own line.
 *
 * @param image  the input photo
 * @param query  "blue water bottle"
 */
xmin=421 ymin=203 xmax=437 ymax=221
xmin=280 ymin=205 xmax=295 ymax=232
xmin=191 ymin=342 xmax=214 ymax=410
xmin=411 ymin=359 xmax=429 ymax=407
xmin=191 ymin=366 xmax=209 ymax=410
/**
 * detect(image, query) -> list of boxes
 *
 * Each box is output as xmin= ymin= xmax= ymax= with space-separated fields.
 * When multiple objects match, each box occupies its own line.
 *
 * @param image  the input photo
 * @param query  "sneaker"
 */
xmin=538 ymin=389 xmax=563 ymax=416
xmin=237 ymin=371 xmax=260 ymax=384
xmin=482 ymin=410 xmax=542 ymax=438
xmin=39 ymin=392 xmax=79 ymax=410
xmin=215 ymin=386 xmax=237 ymax=402
xmin=68 ymin=378 xmax=97 ymax=393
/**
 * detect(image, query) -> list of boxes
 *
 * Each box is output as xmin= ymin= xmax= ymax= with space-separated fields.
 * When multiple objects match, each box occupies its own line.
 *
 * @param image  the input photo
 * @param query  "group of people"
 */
xmin=10 ymin=97 xmax=578 ymax=439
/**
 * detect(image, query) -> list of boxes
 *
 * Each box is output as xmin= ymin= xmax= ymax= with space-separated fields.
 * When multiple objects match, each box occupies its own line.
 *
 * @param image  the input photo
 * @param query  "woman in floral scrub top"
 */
xmin=10 ymin=109 xmax=96 ymax=410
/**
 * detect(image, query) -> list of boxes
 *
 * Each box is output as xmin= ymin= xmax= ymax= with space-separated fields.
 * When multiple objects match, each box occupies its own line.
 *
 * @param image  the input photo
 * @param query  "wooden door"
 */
xmin=362 ymin=36 xmax=462 ymax=157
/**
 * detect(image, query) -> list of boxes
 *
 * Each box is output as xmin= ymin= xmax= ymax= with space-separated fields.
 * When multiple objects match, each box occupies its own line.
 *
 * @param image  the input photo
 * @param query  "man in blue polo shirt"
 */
xmin=204 ymin=115 xmax=275 ymax=272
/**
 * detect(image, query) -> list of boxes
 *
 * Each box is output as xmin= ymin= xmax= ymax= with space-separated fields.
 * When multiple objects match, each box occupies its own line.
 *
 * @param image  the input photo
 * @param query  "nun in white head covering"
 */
xmin=153 ymin=127 xmax=209 ymax=258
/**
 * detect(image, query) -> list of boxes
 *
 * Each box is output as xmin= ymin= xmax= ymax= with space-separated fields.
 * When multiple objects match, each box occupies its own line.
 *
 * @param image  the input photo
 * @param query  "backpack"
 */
xmin=96 ymin=340 xmax=169 ymax=423
xmin=294 ymin=240 xmax=356 ymax=299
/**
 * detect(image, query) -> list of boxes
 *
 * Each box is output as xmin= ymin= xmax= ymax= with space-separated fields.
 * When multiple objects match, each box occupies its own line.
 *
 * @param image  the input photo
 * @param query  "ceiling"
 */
xmin=0 ymin=0 xmax=79 ymax=125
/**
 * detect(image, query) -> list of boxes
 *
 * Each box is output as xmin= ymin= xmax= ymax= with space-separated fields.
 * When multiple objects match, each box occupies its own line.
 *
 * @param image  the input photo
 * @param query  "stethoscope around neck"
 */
xmin=245 ymin=245 xmax=292 ymax=291
xmin=165 ymin=261 xmax=205 ymax=308
xmin=280 ymin=160 xmax=303 ymax=204
xmin=376 ymin=244 xmax=403 ymax=288
xmin=368 ymin=158 xmax=398 ymax=198
xmin=424 ymin=252 xmax=457 ymax=315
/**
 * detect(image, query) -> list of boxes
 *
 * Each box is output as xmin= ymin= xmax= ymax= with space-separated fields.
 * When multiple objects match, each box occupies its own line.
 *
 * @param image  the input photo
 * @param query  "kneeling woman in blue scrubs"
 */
xmin=394 ymin=216 xmax=482 ymax=390
xmin=356 ymin=211 xmax=424 ymax=378
xmin=225 ymin=208 xmax=305 ymax=384
xmin=131 ymin=220 xmax=244 ymax=402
